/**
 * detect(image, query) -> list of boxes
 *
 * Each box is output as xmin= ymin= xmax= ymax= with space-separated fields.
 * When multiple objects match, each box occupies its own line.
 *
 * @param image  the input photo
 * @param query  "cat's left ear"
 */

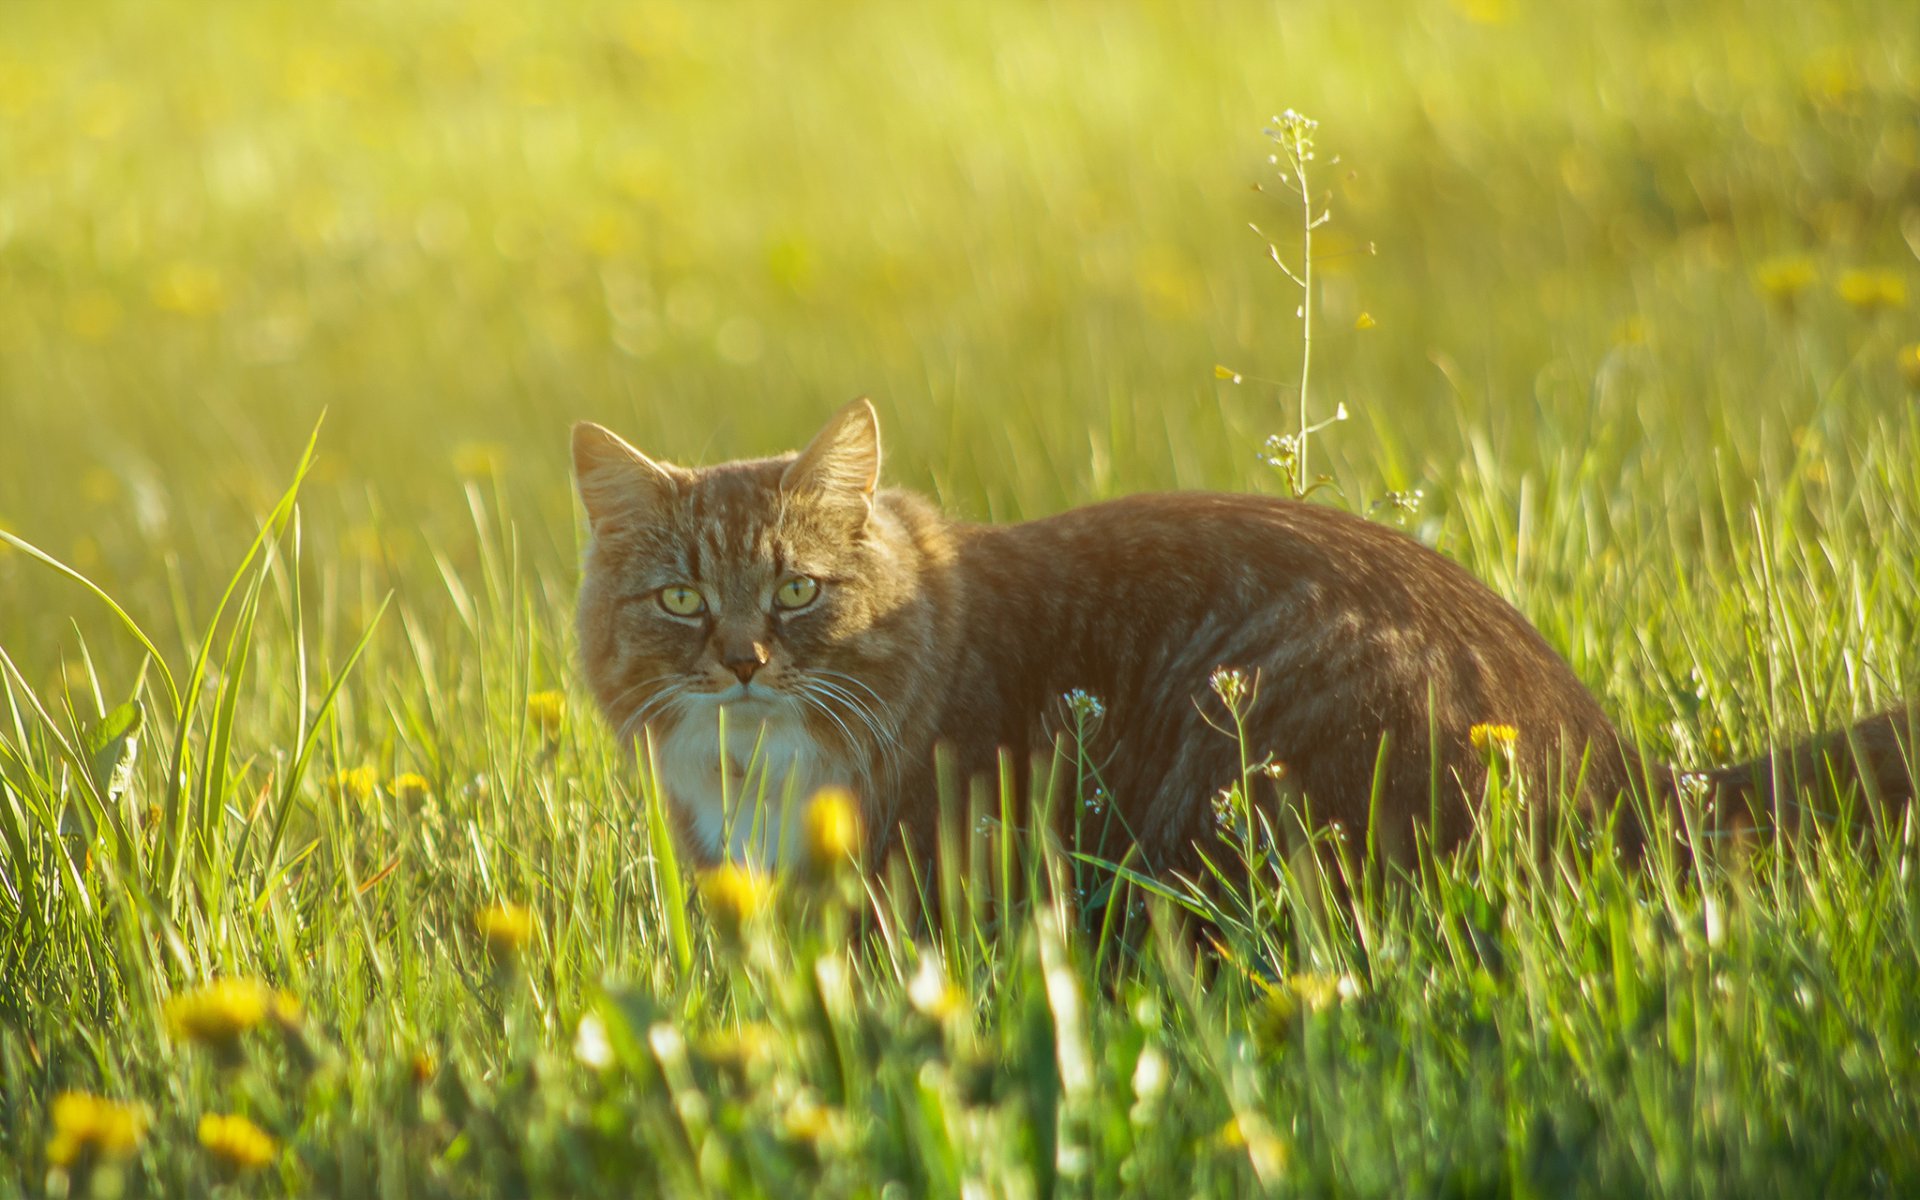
xmin=782 ymin=398 xmax=880 ymax=519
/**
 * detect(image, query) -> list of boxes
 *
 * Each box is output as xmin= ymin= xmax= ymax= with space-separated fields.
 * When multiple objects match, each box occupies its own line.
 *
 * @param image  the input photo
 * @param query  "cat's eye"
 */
xmin=657 ymin=585 xmax=706 ymax=617
xmin=773 ymin=576 xmax=820 ymax=610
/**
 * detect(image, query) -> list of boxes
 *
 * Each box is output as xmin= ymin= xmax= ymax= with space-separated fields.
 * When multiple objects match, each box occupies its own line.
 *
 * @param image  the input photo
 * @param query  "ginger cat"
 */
xmin=572 ymin=400 xmax=1914 ymax=871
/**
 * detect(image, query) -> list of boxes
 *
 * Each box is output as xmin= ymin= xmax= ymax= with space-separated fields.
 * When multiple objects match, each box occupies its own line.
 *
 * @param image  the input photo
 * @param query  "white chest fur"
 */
xmin=648 ymin=702 xmax=841 ymax=865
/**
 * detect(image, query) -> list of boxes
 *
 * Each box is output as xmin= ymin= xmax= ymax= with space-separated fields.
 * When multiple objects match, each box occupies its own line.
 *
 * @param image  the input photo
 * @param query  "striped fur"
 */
xmin=573 ymin=400 xmax=1915 ymax=872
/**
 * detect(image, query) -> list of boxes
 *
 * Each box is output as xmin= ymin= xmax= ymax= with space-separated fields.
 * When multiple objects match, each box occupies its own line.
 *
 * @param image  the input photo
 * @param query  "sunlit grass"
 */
xmin=3 ymin=0 xmax=1919 ymax=1194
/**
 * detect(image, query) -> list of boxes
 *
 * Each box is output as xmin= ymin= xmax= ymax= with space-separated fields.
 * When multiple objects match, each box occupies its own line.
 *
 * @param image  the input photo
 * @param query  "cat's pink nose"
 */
xmin=724 ymin=644 xmax=769 ymax=685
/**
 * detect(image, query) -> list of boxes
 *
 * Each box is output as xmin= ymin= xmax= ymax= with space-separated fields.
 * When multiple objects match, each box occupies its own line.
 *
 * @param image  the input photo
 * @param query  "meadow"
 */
xmin=3 ymin=0 xmax=1920 ymax=1194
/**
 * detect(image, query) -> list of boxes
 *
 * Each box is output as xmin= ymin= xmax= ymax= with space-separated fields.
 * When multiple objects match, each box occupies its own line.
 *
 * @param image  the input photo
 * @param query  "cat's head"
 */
xmin=571 ymin=399 xmax=921 ymax=759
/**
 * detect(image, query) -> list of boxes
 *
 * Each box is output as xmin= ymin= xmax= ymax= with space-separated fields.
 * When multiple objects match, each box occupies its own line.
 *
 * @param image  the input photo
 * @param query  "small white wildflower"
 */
xmin=574 ymin=1012 xmax=614 ymax=1071
xmin=1212 ymin=786 xmax=1239 ymax=831
xmin=1062 ymin=689 xmax=1107 ymax=723
xmin=1209 ymin=666 xmax=1250 ymax=711
xmin=1259 ymin=433 xmax=1299 ymax=469
xmin=907 ymin=952 xmax=963 ymax=1021
xmin=1703 ymin=895 xmax=1727 ymax=949
xmin=1131 ymin=1044 xmax=1168 ymax=1106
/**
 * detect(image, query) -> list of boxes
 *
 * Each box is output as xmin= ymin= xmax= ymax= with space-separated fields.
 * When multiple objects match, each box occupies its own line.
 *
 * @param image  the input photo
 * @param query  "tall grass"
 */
xmin=3 ymin=0 xmax=1919 ymax=1194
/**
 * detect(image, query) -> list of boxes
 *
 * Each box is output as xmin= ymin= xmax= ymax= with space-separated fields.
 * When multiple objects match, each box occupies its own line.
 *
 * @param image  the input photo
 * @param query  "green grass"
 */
xmin=3 ymin=0 xmax=1920 ymax=1194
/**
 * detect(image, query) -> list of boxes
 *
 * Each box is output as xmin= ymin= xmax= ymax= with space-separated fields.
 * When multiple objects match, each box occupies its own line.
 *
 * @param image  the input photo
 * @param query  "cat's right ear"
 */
xmin=782 ymin=398 xmax=880 ymax=521
xmin=571 ymin=422 xmax=680 ymax=537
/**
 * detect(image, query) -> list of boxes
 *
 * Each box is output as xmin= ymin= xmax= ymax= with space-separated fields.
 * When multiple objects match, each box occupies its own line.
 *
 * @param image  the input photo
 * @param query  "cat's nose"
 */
xmin=723 ymin=643 xmax=770 ymax=685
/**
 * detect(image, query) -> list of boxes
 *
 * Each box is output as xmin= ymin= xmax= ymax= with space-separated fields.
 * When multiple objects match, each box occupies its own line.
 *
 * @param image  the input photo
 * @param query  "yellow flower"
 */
xmin=63 ymin=291 xmax=122 ymax=342
xmin=476 ymin=902 xmax=535 ymax=963
xmin=1450 ymin=0 xmax=1512 ymax=25
xmin=1897 ymin=343 xmax=1920 ymax=390
xmin=150 ymin=261 xmax=229 ymax=317
xmin=1752 ymin=257 xmax=1817 ymax=311
xmin=327 ymin=766 xmax=377 ymax=805
xmin=388 ymin=772 xmax=432 ymax=805
xmin=802 ymin=787 xmax=861 ymax=873
xmin=1211 ymin=1111 xmax=1291 ymax=1176
xmin=1253 ymin=971 xmax=1360 ymax=1047
xmin=269 ymin=990 xmax=302 ymax=1031
xmin=1287 ymin=971 xmax=1360 ymax=1012
xmin=526 ymin=690 xmax=566 ymax=738
xmin=907 ymin=953 xmax=965 ymax=1021
xmin=1354 ymin=311 xmax=1377 ymax=330
xmin=781 ymin=1092 xmax=847 ymax=1149
xmin=698 ymin=864 xmax=772 ymax=938
xmin=410 ymin=1050 xmax=437 ymax=1086
xmin=167 ymin=979 xmax=272 ymax=1051
xmin=452 ymin=441 xmax=506 ymax=480
xmin=1612 ymin=315 xmax=1649 ymax=347
xmin=696 ymin=1022 xmax=776 ymax=1075
xmin=197 ymin=1113 xmax=277 ymax=1171
xmin=1468 ymin=723 xmax=1519 ymax=753
xmin=1836 ymin=268 xmax=1907 ymax=313
xmin=46 ymin=1091 xmax=145 ymax=1166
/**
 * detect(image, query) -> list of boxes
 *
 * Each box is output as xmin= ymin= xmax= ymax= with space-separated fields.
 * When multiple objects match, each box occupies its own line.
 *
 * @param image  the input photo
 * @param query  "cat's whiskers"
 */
xmin=602 ymin=673 xmax=676 ymax=722
xmin=810 ymin=668 xmax=888 ymax=710
xmin=807 ymin=670 xmax=898 ymax=739
xmin=804 ymin=676 xmax=893 ymax=741
xmin=801 ymin=678 xmax=898 ymax=762
xmin=617 ymin=679 xmax=692 ymax=748
xmin=793 ymin=683 xmax=862 ymax=754
xmin=814 ymin=664 xmax=894 ymax=721
xmin=795 ymin=676 xmax=901 ymax=809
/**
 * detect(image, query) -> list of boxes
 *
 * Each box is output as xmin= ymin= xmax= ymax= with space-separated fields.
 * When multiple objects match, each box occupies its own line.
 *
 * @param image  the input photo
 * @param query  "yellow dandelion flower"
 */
xmin=1287 ymin=971 xmax=1361 ymax=1013
xmin=389 ymin=772 xmax=432 ymax=805
xmin=802 ymin=787 xmax=861 ymax=873
xmin=1612 ymin=315 xmax=1649 ymax=347
xmin=63 ymin=291 xmax=122 ymax=342
xmin=1803 ymin=56 xmax=1861 ymax=111
xmin=1899 ymin=343 xmax=1920 ymax=391
xmin=1450 ymin=0 xmax=1512 ymax=25
xmin=167 ymin=979 xmax=272 ymax=1051
xmin=1212 ymin=1111 xmax=1292 ymax=1176
xmin=1836 ymin=268 xmax=1907 ymax=313
xmin=696 ymin=1022 xmax=776 ymax=1075
xmin=150 ymin=261 xmax=229 ymax=317
xmin=452 ymin=441 xmax=506 ymax=480
xmin=907 ymin=953 xmax=965 ymax=1021
xmin=47 ymin=1091 xmax=145 ymax=1166
xmin=1468 ymin=723 xmax=1519 ymax=752
xmin=698 ymin=864 xmax=772 ymax=938
xmin=80 ymin=467 xmax=120 ymax=505
xmin=476 ymin=902 xmax=535 ymax=963
xmin=327 ymin=766 xmax=377 ymax=805
xmin=526 ymin=690 xmax=566 ymax=739
xmin=197 ymin=1112 xmax=277 ymax=1171
xmin=781 ymin=1092 xmax=846 ymax=1148
xmin=1752 ymin=257 xmax=1817 ymax=311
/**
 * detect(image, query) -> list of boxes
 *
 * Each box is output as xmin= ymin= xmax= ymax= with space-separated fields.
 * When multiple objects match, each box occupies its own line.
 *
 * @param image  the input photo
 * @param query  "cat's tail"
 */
xmin=1662 ymin=705 xmax=1918 ymax=847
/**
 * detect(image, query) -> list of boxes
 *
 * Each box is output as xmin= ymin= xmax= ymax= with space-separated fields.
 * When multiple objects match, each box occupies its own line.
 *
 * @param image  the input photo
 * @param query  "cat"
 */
xmin=571 ymin=398 xmax=1915 ymax=873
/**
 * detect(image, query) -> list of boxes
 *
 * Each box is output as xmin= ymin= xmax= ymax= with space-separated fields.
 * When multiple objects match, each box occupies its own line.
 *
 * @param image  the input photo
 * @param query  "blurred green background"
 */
xmin=4 ymin=6 xmax=1920 ymax=1191
xmin=2 ymin=0 xmax=1916 ymax=725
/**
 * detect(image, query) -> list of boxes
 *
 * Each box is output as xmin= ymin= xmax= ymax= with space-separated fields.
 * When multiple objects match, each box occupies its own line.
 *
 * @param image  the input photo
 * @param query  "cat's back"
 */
xmin=938 ymin=490 xmax=1629 ymax=858
xmin=961 ymin=490 xmax=1523 ymax=635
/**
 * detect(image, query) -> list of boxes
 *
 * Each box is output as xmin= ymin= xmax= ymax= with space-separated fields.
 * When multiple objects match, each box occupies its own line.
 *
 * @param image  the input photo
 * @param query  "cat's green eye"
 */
xmin=774 ymin=576 xmax=820 ymax=610
xmin=657 ymin=585 xmax=706 ymax=617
